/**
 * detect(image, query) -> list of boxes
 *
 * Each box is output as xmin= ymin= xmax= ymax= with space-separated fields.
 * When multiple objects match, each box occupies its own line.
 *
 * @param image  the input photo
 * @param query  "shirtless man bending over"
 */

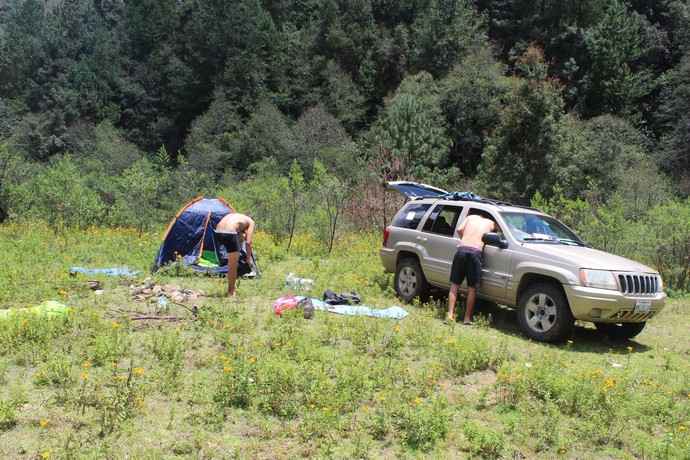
xmin=447 ymin=213 xmax=498 ymax=324
xmin=215 ymin=213 xmax=255 ymax=297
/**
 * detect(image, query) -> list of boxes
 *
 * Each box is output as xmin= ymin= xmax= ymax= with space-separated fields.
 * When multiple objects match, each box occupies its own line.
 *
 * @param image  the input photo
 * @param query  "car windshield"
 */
xmin=500 ymin=211 xmax=586 ymax=246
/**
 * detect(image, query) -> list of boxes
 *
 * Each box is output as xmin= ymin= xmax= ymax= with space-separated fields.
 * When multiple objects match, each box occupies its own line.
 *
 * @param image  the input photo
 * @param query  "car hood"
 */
xmin=524 ymin=244 xmax=659 ymax=274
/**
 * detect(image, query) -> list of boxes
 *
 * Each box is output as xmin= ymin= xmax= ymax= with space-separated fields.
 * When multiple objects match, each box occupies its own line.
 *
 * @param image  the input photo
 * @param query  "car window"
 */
xmin=391 ymin=203 xmax=432 ymax=229
xmin=502 ymin=211 xmax=585 ymax=245
xmin=422 ymin=204 xmax=462 ymax=236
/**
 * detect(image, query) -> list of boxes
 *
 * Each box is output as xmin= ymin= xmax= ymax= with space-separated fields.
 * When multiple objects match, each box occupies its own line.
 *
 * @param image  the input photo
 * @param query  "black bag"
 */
xmin=323 ymin=290 xmax=362 ymax=305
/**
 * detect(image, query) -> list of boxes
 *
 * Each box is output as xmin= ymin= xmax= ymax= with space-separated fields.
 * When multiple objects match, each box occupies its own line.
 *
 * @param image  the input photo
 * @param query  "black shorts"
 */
xmin=449 ymin=247 xmax=483 ymax=287
xmin=215 ymin=231 xmax=240 ymax=254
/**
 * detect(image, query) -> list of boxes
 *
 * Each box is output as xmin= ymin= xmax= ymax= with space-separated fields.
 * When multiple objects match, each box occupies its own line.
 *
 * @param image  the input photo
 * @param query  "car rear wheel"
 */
xmin=594 ymin=322 xmax=646 ymax=340
xmin=517 ymin=283 xmax=574 ymax=343
xmin=394 ymin=258 xmax=429 ymax=303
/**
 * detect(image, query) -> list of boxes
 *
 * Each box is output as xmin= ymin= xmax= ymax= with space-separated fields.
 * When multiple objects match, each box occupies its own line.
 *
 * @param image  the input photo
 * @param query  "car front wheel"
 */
xmin=517 ymin=283 xmax=575 ymax=343
xmin=594 ymin=322 xmax=646 ymax=340
xmin=394 ymin=258 xmax=429 ymax=303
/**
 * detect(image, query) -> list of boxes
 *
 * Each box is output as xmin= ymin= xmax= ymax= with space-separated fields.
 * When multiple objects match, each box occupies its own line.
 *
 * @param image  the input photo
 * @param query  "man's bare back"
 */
xmin=457 ymin=214 xmax=497 ymax=248
xmin=217 ymin=212 xmax=254 ymax=264
xmin=216 ymin=213 xmax=254 ymax=237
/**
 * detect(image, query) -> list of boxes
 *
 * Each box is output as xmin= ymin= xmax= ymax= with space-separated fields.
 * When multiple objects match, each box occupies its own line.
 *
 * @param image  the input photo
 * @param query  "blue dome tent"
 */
xmin=152 ymin=197 xmax=257 ymax=276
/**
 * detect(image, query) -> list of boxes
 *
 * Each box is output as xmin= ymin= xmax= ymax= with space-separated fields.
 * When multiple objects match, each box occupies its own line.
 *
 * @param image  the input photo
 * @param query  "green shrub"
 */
xmin=438 ymin=336 xmax=507 ymax=377
xmin=0 ymin=309 xmax=74 ymax=356
xmin=399 ymin=395 xmax=449 ymax=450
xmin=149 ymin=328 xmax=187 ymax=391
xmin=95 ymin=363 xmax=147 ymax=437
xmin=348 ymin=317 xmax=404 ymax=359
xmin=0 ymin=386 xmax=27 ymax=431
xmin=639 ymin=199 xmax=690 ymax=293
xmin=35 ymin=354 xmax=75 ymax=389
xmin=463 ymin=420 xmax=506 ymax=458
xmin=251 ymin=351 xmax=304 ymax=418
xmin=32 ymin=154 xmax=105 ymax=230
xmin=214 ymin=345 xmax=257 ymax=411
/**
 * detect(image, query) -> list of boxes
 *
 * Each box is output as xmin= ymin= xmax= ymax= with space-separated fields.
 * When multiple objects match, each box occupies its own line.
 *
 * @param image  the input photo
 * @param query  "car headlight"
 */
xmin=579 ymin=269 xmax=618 ymax=290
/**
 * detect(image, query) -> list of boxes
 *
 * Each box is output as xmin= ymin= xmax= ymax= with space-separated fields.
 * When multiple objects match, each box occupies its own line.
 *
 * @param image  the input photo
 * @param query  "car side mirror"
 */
xmin=483 ymin=232 xmax=508 ymax=249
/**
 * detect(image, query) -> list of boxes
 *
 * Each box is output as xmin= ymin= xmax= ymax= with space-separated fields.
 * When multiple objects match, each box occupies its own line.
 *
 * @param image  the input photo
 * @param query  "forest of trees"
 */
xmin=0 ymin=0 xmax=689 ymax=284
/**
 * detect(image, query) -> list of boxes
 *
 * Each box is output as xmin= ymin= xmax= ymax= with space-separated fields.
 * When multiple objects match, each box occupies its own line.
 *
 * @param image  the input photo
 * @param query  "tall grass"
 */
xmin=0 ymin=222 xmax=688 ymax=458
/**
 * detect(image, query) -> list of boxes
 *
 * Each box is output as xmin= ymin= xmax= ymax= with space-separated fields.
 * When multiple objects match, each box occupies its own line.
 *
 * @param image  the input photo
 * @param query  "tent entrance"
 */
xmin=197 ymin=249 xmax=221 ymax=267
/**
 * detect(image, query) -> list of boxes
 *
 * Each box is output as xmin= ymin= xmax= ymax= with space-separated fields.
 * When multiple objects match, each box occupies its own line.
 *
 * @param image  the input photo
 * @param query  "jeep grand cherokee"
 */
xmin=379 ymin=181 xmax=667 ymax=343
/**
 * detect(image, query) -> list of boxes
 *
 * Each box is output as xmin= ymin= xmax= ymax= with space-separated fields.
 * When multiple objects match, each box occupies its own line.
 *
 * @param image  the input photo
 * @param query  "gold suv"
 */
xmin=379 ymin=181 xmax=667 ymax=342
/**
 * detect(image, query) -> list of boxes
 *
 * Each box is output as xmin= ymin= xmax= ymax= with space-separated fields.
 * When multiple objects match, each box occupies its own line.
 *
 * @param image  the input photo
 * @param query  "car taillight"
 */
xmin=382 ymin=228 xmax=390 ymax=247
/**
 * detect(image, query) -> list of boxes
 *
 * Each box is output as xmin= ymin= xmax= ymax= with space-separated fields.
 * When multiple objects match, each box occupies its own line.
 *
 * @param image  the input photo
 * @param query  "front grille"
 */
xmin=617 ymin=273 xmax=661 ymax=296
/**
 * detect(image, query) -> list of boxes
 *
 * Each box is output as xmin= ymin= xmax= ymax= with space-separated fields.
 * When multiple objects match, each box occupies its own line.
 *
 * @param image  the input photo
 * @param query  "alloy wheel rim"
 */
xmin=525 ymin=293 xmax=556 ymax=332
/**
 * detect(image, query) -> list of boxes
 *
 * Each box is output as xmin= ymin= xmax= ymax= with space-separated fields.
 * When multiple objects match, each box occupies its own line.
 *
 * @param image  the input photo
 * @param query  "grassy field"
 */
xmin=0 ymin=222 xmax=688 ymax=459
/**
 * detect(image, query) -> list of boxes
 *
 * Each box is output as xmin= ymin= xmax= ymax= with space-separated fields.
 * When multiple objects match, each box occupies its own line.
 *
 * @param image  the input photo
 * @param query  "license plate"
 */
xmin=634 ymin=300 xmax=651 ymax=313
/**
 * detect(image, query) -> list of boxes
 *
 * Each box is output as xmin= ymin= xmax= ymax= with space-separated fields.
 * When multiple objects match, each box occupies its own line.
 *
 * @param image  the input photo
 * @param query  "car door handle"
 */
xmin=416 ymin=236 xmax=428 ymax=243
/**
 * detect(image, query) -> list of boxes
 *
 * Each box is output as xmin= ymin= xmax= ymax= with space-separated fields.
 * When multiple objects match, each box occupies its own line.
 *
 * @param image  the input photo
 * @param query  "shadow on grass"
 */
xmin=427 ymin=290 xmax=653 ymax=353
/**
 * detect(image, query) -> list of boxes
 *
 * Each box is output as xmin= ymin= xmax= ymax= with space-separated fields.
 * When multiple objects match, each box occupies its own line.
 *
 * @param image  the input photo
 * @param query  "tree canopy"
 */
xmin=0 ymin=0 xmax=688 ymax=226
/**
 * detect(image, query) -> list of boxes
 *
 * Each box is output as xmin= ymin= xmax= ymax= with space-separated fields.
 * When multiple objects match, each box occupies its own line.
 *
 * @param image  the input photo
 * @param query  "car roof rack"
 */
xmin=441 ymin=191 xmax=540 ymax=211
xmin=440 ymin=191 xmax=514 ymax=205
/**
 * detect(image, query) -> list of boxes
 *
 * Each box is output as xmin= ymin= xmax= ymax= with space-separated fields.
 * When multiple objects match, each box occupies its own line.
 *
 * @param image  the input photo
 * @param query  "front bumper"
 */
xmin=564 ymin=284 xmax=667 ymax=323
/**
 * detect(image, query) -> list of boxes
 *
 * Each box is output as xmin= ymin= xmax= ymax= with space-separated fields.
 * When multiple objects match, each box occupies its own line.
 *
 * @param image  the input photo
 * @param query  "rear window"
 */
xmin=391 ymin=203 xmax=432 ymax=229
xmin=422 ymin=204 xmax=463 ymax=236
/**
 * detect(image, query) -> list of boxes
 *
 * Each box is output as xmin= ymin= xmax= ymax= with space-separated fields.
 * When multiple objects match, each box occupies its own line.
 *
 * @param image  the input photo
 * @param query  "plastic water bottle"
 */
xmin=157 ymin=295 xmax=169 ymax=311
xmin=286 ymin=273 xmax=296 ymax=287
xmin=285 ymin=273 xmax=314 ymax=290
xmin=297 ymin=278 xmax=314 ymax=290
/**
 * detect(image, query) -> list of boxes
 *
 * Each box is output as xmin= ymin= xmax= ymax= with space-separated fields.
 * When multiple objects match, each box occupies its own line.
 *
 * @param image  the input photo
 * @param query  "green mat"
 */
xmin=197 ymin=249 xmax=220 ymax=267
xmin=0 ymin=301 xmax=73 ymax=319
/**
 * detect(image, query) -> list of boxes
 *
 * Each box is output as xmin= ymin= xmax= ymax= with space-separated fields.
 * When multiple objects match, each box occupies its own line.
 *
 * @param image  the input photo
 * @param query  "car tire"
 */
xmin=394 ymin=257 xmax=429 ymax=303
xmin=517 ymin=283 xmax=575 ymax=343
xmin=594 ymin=322 xmax=646 ymax=340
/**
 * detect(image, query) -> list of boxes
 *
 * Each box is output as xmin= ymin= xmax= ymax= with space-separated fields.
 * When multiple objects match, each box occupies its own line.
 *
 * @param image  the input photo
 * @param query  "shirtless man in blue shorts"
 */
xmin=215 ymin=212 xmax=255 ymax=297
xmin=447 ymin=213 xmax=498 ymax=324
